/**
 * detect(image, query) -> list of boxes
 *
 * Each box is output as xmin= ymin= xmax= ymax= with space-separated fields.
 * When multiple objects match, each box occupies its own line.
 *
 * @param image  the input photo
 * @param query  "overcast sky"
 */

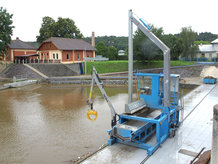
xmin=1 ymin=0 xmax=218 ymax=41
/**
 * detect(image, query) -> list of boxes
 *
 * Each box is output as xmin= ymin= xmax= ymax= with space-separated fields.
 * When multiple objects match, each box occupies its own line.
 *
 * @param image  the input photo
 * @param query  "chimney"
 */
xmin=91 ymin=32 xmax=95 ymax=47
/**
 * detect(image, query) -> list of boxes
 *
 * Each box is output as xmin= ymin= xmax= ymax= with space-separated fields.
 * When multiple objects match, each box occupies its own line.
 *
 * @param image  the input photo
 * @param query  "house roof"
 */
xmin=8 ymin=39 xmax=37 ymax=50
xmin=211 ymin=38 xmax=218 ymax=44
xmin=198 ymin=44 xmax=216 ymax=52
xmin=42 ymin=37 xmax=95 ymax=51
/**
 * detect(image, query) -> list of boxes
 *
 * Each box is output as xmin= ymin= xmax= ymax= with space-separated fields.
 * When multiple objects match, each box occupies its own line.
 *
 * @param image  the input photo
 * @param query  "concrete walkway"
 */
xmin=80 ymin=84 xmax=218 ymax=164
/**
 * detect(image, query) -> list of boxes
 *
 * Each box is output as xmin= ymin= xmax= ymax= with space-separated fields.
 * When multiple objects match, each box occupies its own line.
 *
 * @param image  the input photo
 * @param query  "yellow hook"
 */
xmin=87 ymin=109 xmax=98 ymax=121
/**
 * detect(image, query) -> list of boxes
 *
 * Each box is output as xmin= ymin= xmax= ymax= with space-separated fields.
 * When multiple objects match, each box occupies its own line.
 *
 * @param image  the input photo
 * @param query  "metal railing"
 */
xmin=14 ymin=59 xmax=61 ymax=64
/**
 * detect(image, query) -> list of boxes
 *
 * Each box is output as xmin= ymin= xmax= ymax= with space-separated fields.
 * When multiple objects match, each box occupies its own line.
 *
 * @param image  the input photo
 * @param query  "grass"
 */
xmin=85 ymin=60 xmax=194 ymax=75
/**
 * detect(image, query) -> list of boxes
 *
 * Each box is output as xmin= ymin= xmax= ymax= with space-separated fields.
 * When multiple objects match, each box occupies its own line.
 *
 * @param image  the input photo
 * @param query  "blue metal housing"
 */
xmin=108 ymin=73 xmax=181 ymax=155
xmin=203 ymin=78 xmax=216 ymax=84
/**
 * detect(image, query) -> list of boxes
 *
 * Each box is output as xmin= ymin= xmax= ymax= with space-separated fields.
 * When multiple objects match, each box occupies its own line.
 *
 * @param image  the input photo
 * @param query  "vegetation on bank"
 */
xmin=85 ymin=60 xmax=194 ymax=75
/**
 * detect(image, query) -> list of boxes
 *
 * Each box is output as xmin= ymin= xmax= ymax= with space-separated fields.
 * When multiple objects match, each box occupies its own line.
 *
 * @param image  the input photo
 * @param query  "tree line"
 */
xmin=87 ymin=29 xmax=218 ymax=62
xmin=1 ymin=6 xmax=218 ymax=61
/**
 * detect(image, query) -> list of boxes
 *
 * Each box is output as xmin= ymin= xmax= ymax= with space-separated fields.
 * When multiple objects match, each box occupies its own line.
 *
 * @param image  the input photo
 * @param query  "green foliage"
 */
xmin=53 ymin=17 xmax=83 ymax=39
xmin=36 ymin=17 xmax=55 ymax=43
xmin=180 ymin=27 xmax=198 ymax=59
xmin=118 ymin=55 xmax=128 ymax=60
xmin=133 ymin=25 xmax=164 ymax=65
xmin=163 ymin=34 xmax=184 ymax=60
xmin=86 ymin=60 xmax=194 ymax=74
xmin=196 ymin=32 xmax=218 ymax=42
xmin=95 ymin=41 xmax=118 ymax=60
xmin=106 ymin=46 xmax=118 ymax=60
xmin=85 ymin=36 xmax=128 ymax=51
xmin=36 ymin=16 xmax=83 ymax=43
xmin=95 ymin=41 xmax=108 ymax=56
xmin=194 ymin=40 xmax=210 ymax=45
xmin=0 ymin=7 xmax=14 ymax=56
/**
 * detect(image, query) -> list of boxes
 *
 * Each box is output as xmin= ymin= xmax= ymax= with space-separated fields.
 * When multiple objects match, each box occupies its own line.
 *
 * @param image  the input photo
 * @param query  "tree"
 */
xmin=0 ymin=7 xmax=14 ymax=57
xmin=95 ymin=41 xmax=108 ymax=56
xmin=180 ymin=27 xmax=198 ymax=59
xmin=53 ymin=17 xmax=83 ymax=39
xmin=36 ymin=17 xmax=83 ymax=43
xmin=196 ymin=32 xmax=218 ymax=42
xmin=163 ymin=34 xmax=184 ymax=60
xmin=36 ymin=16 xmax=55 ymax=43
xmin=133 ymin=25 xmax=164 ymax=65
xmin=106 ymin=46 xmax=118 ymax=60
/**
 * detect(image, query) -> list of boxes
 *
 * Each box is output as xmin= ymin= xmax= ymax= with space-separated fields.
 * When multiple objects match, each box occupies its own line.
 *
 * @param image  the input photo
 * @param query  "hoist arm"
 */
xmin=87 ymin=67 xmax=118 ymax=127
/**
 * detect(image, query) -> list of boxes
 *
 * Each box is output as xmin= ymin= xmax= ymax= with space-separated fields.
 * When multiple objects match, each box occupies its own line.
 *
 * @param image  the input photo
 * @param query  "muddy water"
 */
xmin=0 ymin=84 xmax=132 ymax=164
xmin=0 ymin=84 xmax=192 ymax=164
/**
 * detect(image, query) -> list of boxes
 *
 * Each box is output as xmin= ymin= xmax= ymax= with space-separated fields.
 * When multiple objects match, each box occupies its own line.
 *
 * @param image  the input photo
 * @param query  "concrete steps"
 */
xmin=1 ymin=64 xmax=43 ymax=79
xmin=27 ymin=63 xmax=78 ymax=77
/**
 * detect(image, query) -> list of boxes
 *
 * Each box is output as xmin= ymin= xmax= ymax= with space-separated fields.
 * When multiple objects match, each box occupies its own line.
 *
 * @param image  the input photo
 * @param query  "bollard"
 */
xmin=211 ymin=104 xmax=218 ymax=164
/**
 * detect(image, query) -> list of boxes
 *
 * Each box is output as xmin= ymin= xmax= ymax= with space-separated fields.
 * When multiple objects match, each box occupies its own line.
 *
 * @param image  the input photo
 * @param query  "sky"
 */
xmin=1 ymin=0 xmax=218 ymax=41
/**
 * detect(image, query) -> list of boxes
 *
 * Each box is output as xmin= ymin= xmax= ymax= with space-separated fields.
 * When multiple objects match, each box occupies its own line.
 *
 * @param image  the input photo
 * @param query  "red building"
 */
xmin=38 ymin=37 xmax=95 ymax=63
xmin=4 ymin=38 xmax=38 ymax=62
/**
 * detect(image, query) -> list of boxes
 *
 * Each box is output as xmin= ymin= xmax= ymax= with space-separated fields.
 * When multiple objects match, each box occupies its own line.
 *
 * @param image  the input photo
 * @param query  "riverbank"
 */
xmin=85 ymin=60 xmax=194 ymax=74
xmin=44 ymin=64 xmax=216 ymax=86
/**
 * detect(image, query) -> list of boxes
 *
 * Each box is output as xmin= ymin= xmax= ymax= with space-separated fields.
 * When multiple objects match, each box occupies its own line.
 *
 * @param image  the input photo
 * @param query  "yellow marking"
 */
xmin=89 ymin=87 xmax=93 ymax=99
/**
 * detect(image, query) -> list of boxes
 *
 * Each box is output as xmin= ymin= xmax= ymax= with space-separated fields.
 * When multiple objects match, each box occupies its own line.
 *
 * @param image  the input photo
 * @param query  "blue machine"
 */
xmin=87 ymin=10 xmax=183 ymax=156
xmin=108 ymin=73 xmax=181 ymax=155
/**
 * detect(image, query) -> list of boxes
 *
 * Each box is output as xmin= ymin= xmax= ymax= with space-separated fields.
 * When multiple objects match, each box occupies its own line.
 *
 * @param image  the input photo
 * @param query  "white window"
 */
xmin=77 ymin=54 xmax=80 ymax=60
xmin=53 ymin=54 xmax=55 ymax=59
xmin=56 ymin=53 xmax=58 ymax=59
xmin=66 ymin=54 xmax=69 ymax=60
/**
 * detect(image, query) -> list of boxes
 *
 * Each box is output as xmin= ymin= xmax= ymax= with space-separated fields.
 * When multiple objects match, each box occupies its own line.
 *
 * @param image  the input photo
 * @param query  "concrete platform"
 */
xmin=80 ymin=84 xmax=218 ymax=164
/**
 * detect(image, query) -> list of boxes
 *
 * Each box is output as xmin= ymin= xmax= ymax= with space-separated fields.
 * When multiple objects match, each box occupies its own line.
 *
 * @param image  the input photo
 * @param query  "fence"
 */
xmin=14 ymin=59 xmax=61 ymax=64
xmin=181 ymin=57 xmax=217 ymax=62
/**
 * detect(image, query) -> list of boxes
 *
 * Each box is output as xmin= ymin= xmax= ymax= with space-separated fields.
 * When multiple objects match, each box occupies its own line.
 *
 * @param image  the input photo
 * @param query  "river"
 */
xmin=0 ymin=84 xmax=132 ymax=164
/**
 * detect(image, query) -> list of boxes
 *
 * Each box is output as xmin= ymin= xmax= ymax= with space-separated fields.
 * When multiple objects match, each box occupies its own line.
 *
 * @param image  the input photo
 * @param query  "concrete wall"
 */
xmin=64 ymin=63 xmax=80 ymax=75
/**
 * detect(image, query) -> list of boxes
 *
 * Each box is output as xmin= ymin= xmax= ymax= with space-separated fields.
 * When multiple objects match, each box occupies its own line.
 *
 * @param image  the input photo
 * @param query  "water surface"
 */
xmin=0 ymin=84 xmax=130 ymax=164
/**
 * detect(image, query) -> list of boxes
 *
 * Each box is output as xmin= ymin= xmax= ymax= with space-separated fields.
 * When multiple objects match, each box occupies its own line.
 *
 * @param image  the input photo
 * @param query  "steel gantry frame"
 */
xmin=128 ymin=10 xmax=170 ymax=108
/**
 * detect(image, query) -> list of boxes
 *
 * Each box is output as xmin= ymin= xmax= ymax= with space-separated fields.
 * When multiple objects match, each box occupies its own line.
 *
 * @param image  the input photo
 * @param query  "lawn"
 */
xmin=85 ymin=60 xmax=194 ymax=75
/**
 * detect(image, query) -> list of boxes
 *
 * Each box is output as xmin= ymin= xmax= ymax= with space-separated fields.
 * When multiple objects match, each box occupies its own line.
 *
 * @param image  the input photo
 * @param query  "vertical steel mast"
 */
xmin=128 ymin=10 xmax=133 ymax=103
xmin=128 ymin=9 xmax=170 ymax=107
